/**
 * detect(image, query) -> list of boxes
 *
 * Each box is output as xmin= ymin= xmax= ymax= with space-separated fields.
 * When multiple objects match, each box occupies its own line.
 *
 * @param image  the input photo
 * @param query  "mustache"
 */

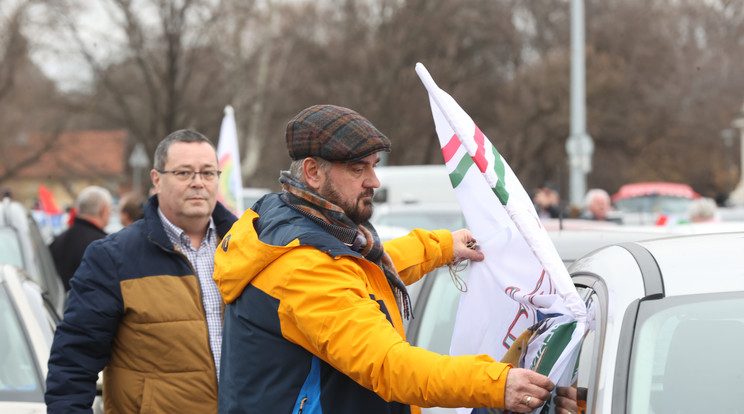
xmin=359 ymin=189 xmax=374 ymax=199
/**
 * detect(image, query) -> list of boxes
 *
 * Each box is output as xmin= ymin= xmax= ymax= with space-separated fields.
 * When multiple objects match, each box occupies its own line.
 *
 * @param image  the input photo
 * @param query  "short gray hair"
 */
xmin=688 ymin=197 xmax=717 ymax=221
xmin=584 ymin=188 xmax=610 ymax=207
xmin=153 ymin=129 xmax=215 ymax=170
xmin=288 ymin=157 xmax=332 ymax=182
xmin=75 ymin=186 xmax=113 ymax=216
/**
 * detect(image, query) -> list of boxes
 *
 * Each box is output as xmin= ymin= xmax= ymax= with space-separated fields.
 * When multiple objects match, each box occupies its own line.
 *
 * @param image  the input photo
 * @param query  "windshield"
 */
xmin=0 ymin=229 xmax=24 ymax=269
xmin=0 ymin=285 xmax=44 ymax=403
xmin=374 ymin=210 xmax=466 ymax=233
xmin=614 ymin=195 xmax=693 ymax=214
xmin=627 ymin=292 xmax=744 ymax=413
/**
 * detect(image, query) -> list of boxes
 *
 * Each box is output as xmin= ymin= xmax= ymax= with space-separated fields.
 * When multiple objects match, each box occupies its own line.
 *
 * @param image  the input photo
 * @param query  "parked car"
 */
xmin=372 ymin=165 xmax=457 ymax=205
xmin=569 ymin=232 xmax=744 ymax=413
xmin=0 ymin=197 xmax=66 ymax=317
xmin=0 ymin=263 xmax=58 ymax=413
xmin=407 ymin=231 xmax=744 ymax=413
xmin=242 ymin=187 xmax=272 ymax=211
xmin=611 ymin=182 xmax=701 ymax=225
xmin=372 ymin=203 xmax=467 ymax=241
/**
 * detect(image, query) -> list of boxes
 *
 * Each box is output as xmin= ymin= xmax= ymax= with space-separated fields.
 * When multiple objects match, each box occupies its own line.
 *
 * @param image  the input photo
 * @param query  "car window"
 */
xmin=409 ymin=268 xmax=460 ymax=355
xmin=0 ymin=229 xmax=24 ymax=268
xmin=614 ymin=196 xmax=692 ymax=215
xmin=0 ymin=285 xmax=45 ymax=403
xmin=628 ymin=292 xmax=744 ymax=413
xmin=21 ymin=279 xmax=57 ymax=344
xmin=24 ymin=212 xmax=66 ymax=317
xmin=374 ymin=211 xmax=466 ymax=233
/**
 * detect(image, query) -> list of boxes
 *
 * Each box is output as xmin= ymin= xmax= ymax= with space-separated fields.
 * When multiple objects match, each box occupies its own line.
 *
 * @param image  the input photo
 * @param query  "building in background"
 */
xmin=0 ymin=130 xmax=129 ymax=209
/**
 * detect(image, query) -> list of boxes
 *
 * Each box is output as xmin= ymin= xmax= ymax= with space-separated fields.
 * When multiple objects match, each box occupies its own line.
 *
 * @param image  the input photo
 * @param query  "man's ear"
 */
xmin=302 ymin=158 xmax=323 ymax=191
xmin=150 ymin=169 xmax=161 ymax=193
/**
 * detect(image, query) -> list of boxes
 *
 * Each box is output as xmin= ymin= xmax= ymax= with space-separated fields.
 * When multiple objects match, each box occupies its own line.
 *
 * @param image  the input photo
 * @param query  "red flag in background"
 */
xmin=38 ymin=184 xmax=62 ymax=215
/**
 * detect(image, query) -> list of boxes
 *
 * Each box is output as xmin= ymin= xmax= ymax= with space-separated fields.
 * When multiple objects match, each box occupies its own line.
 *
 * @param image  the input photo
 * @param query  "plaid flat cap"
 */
xmin=286 ymin=105 xmax=391 ymax=162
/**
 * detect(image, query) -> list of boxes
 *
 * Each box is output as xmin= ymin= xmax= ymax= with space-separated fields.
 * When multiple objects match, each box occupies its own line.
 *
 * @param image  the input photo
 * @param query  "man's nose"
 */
xmin=190 ymin=173 xmax=206 ymax=185
xmin=366 ymin=171 xmax=381 ymax=188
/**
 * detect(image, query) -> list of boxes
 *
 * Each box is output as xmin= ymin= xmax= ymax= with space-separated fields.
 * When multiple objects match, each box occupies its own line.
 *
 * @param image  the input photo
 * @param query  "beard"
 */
xmin=320 ymin=180 xmax=374 ymax=225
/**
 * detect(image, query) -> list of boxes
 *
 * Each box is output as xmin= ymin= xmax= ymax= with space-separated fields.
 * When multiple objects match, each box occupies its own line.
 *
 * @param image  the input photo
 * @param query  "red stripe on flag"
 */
xmin=441 ymin=134 xmax=461 ymax=163
xmin=473 ymin=125 xmax=488 ymax=172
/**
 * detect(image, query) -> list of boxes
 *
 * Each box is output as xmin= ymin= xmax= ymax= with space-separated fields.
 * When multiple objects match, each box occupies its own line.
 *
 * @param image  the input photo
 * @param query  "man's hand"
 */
xmin=554 ymin=386 xmax=579 ymax=414
xmin=504 ymin=368 xmax=555 ymax=413
xmin=451 ymin=229 xmax=484 ymax=263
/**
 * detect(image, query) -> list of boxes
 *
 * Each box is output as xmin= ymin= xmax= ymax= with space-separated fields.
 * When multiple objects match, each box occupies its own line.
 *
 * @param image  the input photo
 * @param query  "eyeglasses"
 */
xmin=157 ymin=170 xmax=222 ymax=181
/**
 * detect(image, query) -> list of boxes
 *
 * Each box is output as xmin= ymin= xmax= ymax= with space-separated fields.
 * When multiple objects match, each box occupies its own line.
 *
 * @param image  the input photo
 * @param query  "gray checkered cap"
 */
xmin=286 ymin=105 xmax=391 ymax=162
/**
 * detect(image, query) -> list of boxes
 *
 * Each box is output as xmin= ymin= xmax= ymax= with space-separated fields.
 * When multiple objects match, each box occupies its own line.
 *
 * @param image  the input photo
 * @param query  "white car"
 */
xmin=0 ymin=264 xmax=58 ymax=413
xmin=0 ymin=197 xmax=66 ymax=317
xmin=569 ymin=232 xmax=744 ymax=413
xmin=407 ymin=230 xmax=744 ymax=413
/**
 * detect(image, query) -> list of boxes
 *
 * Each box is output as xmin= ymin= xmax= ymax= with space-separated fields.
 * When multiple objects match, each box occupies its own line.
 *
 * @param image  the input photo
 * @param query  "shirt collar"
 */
xmin=158 ymin=207 xmax=215 ymax=247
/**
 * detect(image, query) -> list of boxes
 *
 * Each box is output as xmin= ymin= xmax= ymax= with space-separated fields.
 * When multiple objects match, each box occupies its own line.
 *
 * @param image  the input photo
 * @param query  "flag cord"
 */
xmin=447 ymin=239 xmax=478 ymax=292
xmin=447 ymin=261 xmax=468 ymax=292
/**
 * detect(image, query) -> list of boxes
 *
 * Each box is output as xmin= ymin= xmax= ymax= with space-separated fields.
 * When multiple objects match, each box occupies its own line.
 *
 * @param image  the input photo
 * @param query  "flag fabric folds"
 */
xmin=415 ymin=63 xmax=587 ymax=414
xmin=217 ymin=105 xmax=244 ymax=216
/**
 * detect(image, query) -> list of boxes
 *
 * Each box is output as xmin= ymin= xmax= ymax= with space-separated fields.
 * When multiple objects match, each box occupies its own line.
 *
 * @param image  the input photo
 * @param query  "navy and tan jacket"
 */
xmin=214 ymin=194 xmax=511 ymax=414
xmin=45 ymin=196 xmax=237 ymax=413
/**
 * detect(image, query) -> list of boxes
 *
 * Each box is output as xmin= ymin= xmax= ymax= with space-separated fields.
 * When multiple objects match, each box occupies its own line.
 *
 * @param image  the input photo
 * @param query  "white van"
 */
xmin=242 ymin=187 xmax=272 ymax=210
xmin=373 ymin=165 xmax=456 ymax=205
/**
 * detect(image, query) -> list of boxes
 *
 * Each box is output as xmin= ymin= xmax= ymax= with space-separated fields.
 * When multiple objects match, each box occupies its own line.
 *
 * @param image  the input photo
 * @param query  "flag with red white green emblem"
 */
xmin=416 ymin=63 xmax=587 ymax=414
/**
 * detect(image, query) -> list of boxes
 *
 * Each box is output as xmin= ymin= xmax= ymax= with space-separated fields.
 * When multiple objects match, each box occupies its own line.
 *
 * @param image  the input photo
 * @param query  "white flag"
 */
xmin=415 ymin=63 xmax=586 ymax=414
xmin=217 ymin=105 xmax=244 ymax=216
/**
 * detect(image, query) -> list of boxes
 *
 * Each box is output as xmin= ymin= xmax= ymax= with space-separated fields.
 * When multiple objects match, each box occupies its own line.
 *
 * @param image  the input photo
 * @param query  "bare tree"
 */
xmin=40 ymin=0 xmax=255 ymax=164
xmin=0 ymin=0 xmax=71 ymax=186
xmin=9 ymin=0 xmax=744 ymax=199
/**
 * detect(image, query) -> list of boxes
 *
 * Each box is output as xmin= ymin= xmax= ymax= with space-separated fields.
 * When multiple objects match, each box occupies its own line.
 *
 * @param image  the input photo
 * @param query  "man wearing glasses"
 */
xmin=46 ymin=129 xmax=238 ymax=413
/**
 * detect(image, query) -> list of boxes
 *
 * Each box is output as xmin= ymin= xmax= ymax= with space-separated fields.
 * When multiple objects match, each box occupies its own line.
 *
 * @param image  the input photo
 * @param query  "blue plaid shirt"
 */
xmin=158 ymin=208 xmax=222 ymax=381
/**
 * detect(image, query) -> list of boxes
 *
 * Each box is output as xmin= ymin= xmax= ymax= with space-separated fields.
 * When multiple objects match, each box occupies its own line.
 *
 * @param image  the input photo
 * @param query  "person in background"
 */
xmin=580 ymin=188 xmax=613 ymax=221
xmin=215 ymin=105 xmax=554 ymax=414
xmin=118 ymin=191 xmax=145 ymax=227
xmin=688 ymin=197 xmax=718 ymax=223
xmin=533 ymin=182 xmax=565 ymax=219
xmin=49 ymin=185 xmax=113 ymax=291
xmin=45 ymin=130 xmax=238 ymax=413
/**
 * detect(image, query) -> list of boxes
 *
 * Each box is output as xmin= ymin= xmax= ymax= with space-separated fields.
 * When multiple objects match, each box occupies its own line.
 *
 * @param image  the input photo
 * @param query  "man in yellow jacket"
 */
xmin=214 ymin=105 xmax=554 ymax=414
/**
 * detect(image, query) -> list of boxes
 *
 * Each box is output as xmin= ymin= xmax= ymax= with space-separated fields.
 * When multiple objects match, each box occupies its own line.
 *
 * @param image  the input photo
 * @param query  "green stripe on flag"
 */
xmin=532 ymin=321 xmax=577 ymax=376
xmin=490 ymin=146 xmax=509 ymax=205
xmin=449 ymin=154 xmax=475 ymax=188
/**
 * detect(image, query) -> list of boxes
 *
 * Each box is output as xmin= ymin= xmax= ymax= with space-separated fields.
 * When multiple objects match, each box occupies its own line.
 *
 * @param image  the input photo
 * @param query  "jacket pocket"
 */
xmin=297 ymin=397 xmax=308 ymax=414
xmin=139 ymin=377 xmax=154 ymax=414
xmin=292 ymin=356 xmax=322 ymax=414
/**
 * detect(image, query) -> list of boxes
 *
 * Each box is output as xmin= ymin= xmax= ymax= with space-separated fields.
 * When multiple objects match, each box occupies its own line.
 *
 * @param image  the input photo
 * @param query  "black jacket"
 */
xmin=49 ymin=217 xmax=107 ymax=290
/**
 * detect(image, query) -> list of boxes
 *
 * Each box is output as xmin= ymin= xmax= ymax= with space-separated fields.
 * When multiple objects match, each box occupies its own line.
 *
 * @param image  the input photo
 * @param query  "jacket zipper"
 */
xmin=298 ymin=397 xmax=307 ymax=414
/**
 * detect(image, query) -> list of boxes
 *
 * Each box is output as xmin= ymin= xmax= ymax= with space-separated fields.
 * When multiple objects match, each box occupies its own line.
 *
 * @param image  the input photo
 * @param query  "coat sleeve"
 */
xmin=383 ymin=229 xmax=454 ymax=286
xmin=45 ymin=240 xmax=123 ymax=413
xmin=275 ymin=249 xmax=511 ymax=409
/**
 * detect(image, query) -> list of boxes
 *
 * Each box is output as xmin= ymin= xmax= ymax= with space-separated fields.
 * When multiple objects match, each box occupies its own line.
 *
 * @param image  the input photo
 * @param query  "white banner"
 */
xmin=416 ymin=63 xmax=586 ymax=414
xmin=217 ymin=105 xmax=244 ymax=216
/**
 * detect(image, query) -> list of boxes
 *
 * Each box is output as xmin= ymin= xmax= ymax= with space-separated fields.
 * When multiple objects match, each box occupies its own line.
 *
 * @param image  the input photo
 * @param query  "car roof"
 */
xmin=571 ymin=231 xmax=744 ymax=300
xmin=636 ymin=232 xmax=744 ymax=296
xmin=549 ymin=227 xmax=669 ymax=264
